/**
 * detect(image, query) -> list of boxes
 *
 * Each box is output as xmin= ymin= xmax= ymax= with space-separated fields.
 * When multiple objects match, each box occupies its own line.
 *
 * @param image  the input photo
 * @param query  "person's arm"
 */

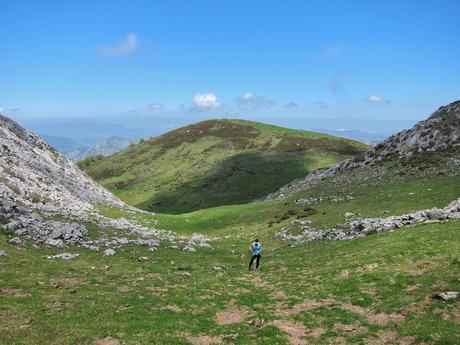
xmin=259 ymin=243 xmax=262 ymax=253
xmin=250 ymin=244 xmax=253 ymax=253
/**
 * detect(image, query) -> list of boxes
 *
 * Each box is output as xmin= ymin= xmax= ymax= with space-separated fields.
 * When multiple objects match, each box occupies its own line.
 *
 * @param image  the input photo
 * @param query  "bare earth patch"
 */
xmin=339 ymin=303 xmax=405 ymax=325
xmin=185 ymin=334 xmax=223 ymax=345
xmin=117 ymin=285 xmax=132 ymax=293
xmin=0 ymin=287 xmax=30 ymax=298
xmin=92 ymin=337 xmax=122 ymax=345
xmin=332 ymin=323 xmax=368 ymax=334
xmin=271 ymin=320 xmax=309 ymax=345
xmin=272 ymin=290 xmax=287 ymax=300
xmin=355 ymin=263 xmax=379 ymax=273
xmin=405 ymin=284 xmax=421 ymax=292
xmin=45 ymin=301 xmax=71 ymax=310
xmin=214 ymin=300 xmax=252 ymax=325
xmin=363 ymin=330 xmax=415 ymax=345
xmin=276 ymin=299 xmax=333 ymax=317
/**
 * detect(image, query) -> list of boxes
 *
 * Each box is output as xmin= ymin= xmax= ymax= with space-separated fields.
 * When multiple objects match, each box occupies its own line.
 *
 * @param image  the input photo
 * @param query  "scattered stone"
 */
xmin=433 ymin=291 xmax=458 ymax=301
xmin=247 ymin=319 xmax=264 ymax=327
xmin=103 ymin=248 xmax=116 ymax=256
xmin=276 ymin=198 xmax=460 ymax=244
xmin=0 ymin=250 xmax=6 ymax=257
xmin=137 ymin=256 xmax=148 ymax=262
xmin=44 ymin=239 xmax=64 ymax=247
xmin=8 ymin=237 xmax=22 ymax=245
xmin=45 ymin=253 xmax=80 ymax=260
xmin=183 ymin=244 xmax=196 ymax=252
xmin=81 ymin=243 xmax=99 ymax=251
xmin=344 ymin=212 xmax=355 ymax=221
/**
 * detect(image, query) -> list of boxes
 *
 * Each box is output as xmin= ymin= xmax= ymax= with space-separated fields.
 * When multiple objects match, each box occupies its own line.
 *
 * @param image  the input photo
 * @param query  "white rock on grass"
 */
xmin=0 ymin=250 xmax=6 ymax=257
xmin=45 ymin=253 xmax=80 ymax=260
xmin=435 ymin=291 xmax=459 ymax=301
xmin=103 ymin=248 xmax=116 ymax=256
xmin=182 ymin=245 xmax=196 ymax=252
xmin=8 ymin=237 xmax=22 ymax=245
xmin=277 ymin=198 xmax=460 ymax=244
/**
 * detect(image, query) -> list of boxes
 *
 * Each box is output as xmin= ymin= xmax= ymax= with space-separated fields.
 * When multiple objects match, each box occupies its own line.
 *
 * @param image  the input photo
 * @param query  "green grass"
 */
xmin=1 ymin=168 xmax=459 ymax=344
xmin=80 ymin=119 xmax=368 ymax=214
xmin=1 ymin=219 xmax=458 ymax=344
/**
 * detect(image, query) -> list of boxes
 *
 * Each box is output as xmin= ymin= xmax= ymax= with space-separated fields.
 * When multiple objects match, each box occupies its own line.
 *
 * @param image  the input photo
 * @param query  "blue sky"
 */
xmin=0 ymin=0 xmax=459 ymax=134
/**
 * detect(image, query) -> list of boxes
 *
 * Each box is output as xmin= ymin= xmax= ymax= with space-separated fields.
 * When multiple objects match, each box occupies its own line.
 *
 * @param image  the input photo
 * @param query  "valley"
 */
xmin=0 ymin=102 xmax=459 ymax=344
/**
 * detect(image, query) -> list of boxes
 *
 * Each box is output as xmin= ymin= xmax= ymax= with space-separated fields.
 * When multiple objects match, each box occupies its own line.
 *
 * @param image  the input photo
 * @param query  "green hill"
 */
xmin=79 ymin=119 xmax=368 ymax=214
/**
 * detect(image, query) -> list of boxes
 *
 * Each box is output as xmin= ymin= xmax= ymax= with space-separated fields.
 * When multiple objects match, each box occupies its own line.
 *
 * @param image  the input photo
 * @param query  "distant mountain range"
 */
xmin=41 ymin=135 xmax=136 ymax=161
xmin=314 ymin=129 xmax=386 ymax=145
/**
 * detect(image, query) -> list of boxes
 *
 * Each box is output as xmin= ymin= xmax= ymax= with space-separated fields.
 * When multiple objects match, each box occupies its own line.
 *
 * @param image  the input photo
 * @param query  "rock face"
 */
xmin=0 ymin=115 xmax=126 ymax=245
xmin=276 ymin=198 xmax=460 ymax=243
xmin=0 ymin=115 xmax=215 ymax=252
xmin=0 ymin=115 xmax=124 ymax=214
xmin=263 ymin=101 xmax=460 ymax=201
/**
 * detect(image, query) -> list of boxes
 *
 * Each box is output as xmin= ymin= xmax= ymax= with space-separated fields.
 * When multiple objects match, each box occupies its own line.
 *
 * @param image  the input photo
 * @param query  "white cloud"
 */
xmin=147 ymin=102 xmax=164 ymax=111
xmin=0 ymin=107 xmax=3 ymax=113
xmin=97 ymin=33 xmax=139 ymax=56
xmin=235 ymin=92 xmax=275 ymax=111
xmin=192 ymin=93 xmax=222 ymax=110
xmin=367 ymin=94 xmax=391 ymax=104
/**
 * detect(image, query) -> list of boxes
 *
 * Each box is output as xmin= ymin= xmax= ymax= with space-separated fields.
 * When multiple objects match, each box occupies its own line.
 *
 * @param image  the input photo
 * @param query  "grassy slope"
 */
xmin=80 ymin=119 xmax=368 ymax=214
xmin=1 ymin=169 xmax=459 ymax=344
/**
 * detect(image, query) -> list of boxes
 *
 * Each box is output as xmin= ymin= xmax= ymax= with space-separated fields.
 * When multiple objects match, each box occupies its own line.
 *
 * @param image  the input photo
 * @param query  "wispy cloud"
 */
xmin=96 ymin=33 xmax=139 ymax=56
xmin=330 ymin=68 xmax=353 ymax=94
xmin=147 ymin=102 xmax=165 ymax=111
xmin=285 ymin=102 xmax=299 ymax=109
xmin=235 ymin=92 xmax=275 ymax=112
xmin=0 ymin=107 xmax=3 ymax=113
xmin=322 ymin=44 xmax=343 ymax=60
xmin=367 ymin=94 xmax=391 ymax=104
xmin=191 ymin=92 xmax=222 ymax=111
xmin=311 ymin=101 xmax=329 ymax=109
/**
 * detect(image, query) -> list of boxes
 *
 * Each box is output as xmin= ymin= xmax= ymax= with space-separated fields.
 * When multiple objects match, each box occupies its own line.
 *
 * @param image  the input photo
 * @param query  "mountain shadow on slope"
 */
xmin=137 ymin=151 xmax=313 ymax=214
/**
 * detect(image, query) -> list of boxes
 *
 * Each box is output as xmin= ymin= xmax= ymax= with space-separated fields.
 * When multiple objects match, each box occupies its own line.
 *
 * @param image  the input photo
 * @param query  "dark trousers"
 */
xmin=249 ymin=254 xmax=261 ymax=269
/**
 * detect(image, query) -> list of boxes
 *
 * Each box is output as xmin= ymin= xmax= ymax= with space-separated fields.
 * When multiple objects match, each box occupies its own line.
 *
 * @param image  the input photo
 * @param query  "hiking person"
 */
xmin=248 ymin=239 xmax=262 ymax=270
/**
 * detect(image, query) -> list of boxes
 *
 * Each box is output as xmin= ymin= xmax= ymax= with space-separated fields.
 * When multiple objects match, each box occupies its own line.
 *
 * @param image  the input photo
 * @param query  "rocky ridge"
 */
xmin=0 ymin=114 xmax=124 ymax=213
xmin=276 ymin=198 xmax=460 ymax=244
xmin=0 ymin=115 xmax=213 ymax=250
xmin=263 ymin=101 xmax=460 ymax=201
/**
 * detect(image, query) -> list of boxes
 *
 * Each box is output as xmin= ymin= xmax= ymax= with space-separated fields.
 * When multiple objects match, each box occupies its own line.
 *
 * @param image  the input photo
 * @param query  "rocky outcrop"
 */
xmin=263 ymin=101 xmax=460 ymax=201
xmin=0 ymin=115 xmax=124 ymax=214
xmin=1 ymin=200 xmax=87 ymax=246
xmin=0 ymin=115 xmax=216 ymax=251
xmin=276 ymin=198 xmax=460 ymax=243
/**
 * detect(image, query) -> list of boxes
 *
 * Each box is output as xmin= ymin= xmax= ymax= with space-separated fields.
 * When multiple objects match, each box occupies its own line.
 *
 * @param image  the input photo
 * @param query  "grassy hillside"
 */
xmin=1 ymin=170 xmax=459 ymax=344
xmin=79 ymin=119 xmax=368 ymax=214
